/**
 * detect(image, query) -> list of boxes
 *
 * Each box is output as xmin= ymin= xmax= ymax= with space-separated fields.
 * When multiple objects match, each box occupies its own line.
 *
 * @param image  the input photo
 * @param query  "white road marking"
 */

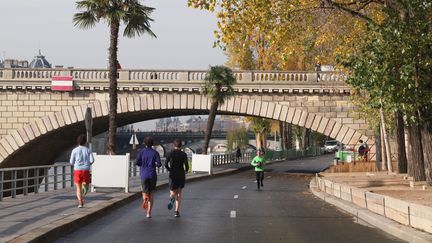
xmin=241 ymin=186 xmax=247 ymax=189
xmin=230 ymin=210 xmax=237 ymax=218
xmin=234 ymin=195 xmax=238 ymax=199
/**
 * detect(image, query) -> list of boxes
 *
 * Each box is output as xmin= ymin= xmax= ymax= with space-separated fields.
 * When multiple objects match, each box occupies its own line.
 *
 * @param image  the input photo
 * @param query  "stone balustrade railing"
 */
xmin=0 ymin=68 xmax=347 ymax=83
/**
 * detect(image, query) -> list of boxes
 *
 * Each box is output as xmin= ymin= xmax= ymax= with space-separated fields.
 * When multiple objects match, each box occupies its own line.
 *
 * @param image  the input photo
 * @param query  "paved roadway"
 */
xmin=56 ymin=155 xmax=403 ymax=243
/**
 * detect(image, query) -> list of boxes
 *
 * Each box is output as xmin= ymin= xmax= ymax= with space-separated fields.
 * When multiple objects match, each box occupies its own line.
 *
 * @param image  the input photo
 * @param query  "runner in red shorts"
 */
xmin=69 ymin=134 xmax=94 ymax=208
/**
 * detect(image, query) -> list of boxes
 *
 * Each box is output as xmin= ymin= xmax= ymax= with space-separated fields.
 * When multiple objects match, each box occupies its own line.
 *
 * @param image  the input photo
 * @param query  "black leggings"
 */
xmin=256 ymin=171 xmax=264 ymax=188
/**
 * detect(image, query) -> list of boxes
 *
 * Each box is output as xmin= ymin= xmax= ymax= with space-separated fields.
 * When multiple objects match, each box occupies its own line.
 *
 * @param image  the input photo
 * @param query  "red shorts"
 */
xmin=73 ymin=170 xmax=91 ymax=184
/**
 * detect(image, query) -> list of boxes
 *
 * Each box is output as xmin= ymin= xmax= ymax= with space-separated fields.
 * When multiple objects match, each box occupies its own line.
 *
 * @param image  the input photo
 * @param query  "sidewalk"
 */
xmin=0 ymin=163 xmax=251 ymax=243
xmin=310 ymin=171 xmax=432 ymax=243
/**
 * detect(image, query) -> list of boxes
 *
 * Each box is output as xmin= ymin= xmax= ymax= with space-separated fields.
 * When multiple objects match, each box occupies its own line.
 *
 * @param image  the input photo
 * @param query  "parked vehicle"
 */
xmin=323 ymin=140 xmax=342 ymax=153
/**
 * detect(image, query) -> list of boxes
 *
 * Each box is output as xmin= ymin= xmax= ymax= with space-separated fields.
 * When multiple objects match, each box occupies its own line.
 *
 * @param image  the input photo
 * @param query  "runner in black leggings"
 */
xmin=165 ymin=139 xmax=189 ymax=217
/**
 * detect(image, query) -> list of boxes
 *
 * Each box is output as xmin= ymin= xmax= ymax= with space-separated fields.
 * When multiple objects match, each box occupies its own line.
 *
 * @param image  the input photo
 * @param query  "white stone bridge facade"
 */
xmin=0 ymin=68 xmax=374 ymax=167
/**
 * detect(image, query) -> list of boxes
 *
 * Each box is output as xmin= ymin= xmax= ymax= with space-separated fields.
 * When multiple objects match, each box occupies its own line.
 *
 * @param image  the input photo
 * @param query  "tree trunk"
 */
xmin=279 ymin=121 xmax=284 ymax=151
xmin=255 ymin=132 xmax=262 ymax=150
xmin=262 ymin=128 xmax=267 ymax=153
xmin=380 ymin=106 xmax=392 ymax=172
xmin=203 ymin=102 xmax=218 ymax=154
xmin=405 ymin=128 xmax=413 ymax=176
xmin=420 ymin=110 xmax=432 ymax=185
xmin=375 ymin=128 xmax=382 ymax=170
xmin=395 ymin=110 xmax=408 ymax=173
xmin=107 ymin=22 xmax=120 ymax=155
xmin=407 ymin=121 xmax=426 ymax=181
xmin=380 ymin=122 xmax=387 ymax=171
xmin=285 ymin=123 xmax=292 ymax=150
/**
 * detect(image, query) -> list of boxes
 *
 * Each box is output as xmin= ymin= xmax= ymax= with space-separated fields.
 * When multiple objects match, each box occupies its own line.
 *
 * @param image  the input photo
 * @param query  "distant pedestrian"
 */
xmin=69 ymin=134 xmax=94 ymax=208
xmin=251 ymin=149 xmax=266 ymax=190
xmin=165 ymin=139 xmax=189 ymax=217
xmin=358 ymin=140 xmax=369 ymax=161
xmin=135 ymin=136 xmax=162 ymax=218
xmin=315 ymin=63 xmax=321 ymax=81
xmin=236 ymin=146 xmax=242 ymax=163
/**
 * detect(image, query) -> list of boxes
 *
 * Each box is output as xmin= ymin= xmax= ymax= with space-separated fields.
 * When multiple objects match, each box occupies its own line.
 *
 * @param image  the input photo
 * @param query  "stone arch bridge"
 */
xmin=0 ymin=68 xmax=374 ymax=168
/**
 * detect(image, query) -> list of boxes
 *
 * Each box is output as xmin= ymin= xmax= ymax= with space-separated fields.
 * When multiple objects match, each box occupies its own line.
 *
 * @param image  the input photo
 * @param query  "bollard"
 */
xmin=333 ymin=158 xmax=339 ymax=165
xmin=409 ymin=181 xmax=414 ymax=188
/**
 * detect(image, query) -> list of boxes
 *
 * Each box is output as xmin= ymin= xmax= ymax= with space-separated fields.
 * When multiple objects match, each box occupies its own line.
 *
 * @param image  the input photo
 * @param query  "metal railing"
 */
xmin=0 ymin=162 xmax=73 ymax=201
xmin=211 ymin=152 xmax=254 ymax=166
xmin=211 ymin=147 xmax=324 ymax=166
xmin=0 ymin=148 xmax=324 ymax=200
xmin=266 ymin=147 xmax=324 ymax=161
xmin=0 ymin=158 xmax=171 ymax=201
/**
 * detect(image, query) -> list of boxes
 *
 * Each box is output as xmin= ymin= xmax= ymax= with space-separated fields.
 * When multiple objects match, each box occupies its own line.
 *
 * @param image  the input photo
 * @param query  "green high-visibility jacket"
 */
xmin=251 ymin=156 xmax=266 ymax=172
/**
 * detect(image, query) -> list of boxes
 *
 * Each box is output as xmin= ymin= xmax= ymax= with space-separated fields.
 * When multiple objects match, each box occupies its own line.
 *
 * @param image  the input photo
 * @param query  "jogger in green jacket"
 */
xmin=251 ymin=149 xmax=266 ymax=190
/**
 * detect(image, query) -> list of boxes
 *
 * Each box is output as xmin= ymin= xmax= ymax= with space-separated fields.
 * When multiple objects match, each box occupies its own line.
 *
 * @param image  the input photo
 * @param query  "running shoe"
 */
xmin=146 ymin=213 xmax=152 ymax=218
xmin=78 ymin=204 xmax=83 ymax=208
xmin=174 ymin=211 xmax=180 ymax=217
xmin=167 ymin=197 xmax=175 ymax=210
xmin=142 ymin=197 xmax=149 ymax=210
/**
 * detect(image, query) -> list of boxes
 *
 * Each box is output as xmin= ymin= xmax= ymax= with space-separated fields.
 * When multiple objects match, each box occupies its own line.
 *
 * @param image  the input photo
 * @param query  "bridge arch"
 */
xmin=0 ymin=94 xmax=374 ymax=168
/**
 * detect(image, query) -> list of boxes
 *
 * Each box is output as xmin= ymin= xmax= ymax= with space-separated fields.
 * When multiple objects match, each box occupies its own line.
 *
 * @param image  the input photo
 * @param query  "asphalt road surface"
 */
xmin=56 ymin=156 xmax=403 ymax=243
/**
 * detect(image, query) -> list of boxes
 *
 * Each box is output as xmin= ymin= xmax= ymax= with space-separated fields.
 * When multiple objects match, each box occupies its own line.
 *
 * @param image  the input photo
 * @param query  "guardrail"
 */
xmin=0 ymin=147 xmax=324 ymax=200
xmin=211 ymin=152 xmax=255 ymax=166
xmin=0 ymin=162 xmax=73 ymax=201
xmin=266 ymin=147 xmax=324 ymax=161
xmin=0 ymin=159 xmax=171 ymax=201
xmin=211 ymin=147 xmax=324 ymax=166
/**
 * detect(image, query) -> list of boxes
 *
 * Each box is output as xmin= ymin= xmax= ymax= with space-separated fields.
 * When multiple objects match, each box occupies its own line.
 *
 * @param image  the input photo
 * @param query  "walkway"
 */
xmin=0 ymin=163 xmax=250 ymax=243
xmin=57 ymin=159 xmax=401 ymax=243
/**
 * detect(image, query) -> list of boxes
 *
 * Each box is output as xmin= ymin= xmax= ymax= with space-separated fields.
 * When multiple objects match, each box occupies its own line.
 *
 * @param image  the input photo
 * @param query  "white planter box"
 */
xmin=91 ymin=153 xmax=130 ymax=193
xmin=192 ymin=154 xmax=212 ymax=175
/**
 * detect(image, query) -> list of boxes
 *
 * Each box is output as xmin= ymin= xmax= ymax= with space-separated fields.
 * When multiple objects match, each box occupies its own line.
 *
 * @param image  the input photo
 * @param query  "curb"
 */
xmin=9 ymin=165 xmax=252 ymax=243
xmin=309 ymin=179 xmax=432 ymax=243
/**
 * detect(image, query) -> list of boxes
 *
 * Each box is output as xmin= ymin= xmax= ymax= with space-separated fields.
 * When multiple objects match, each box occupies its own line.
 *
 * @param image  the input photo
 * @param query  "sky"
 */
xmin=0 ymin=0 xmax=226 ymax=69
xmin=1 ymin=0 xmax=226 ymax=130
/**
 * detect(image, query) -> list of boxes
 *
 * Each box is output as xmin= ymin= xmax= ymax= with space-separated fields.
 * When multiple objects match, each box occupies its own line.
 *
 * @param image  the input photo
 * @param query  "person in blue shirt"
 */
xmin=69 ymin=134 xmax=94 ymax=208
xmin=135 ymin=136 xmax=162 ymax=218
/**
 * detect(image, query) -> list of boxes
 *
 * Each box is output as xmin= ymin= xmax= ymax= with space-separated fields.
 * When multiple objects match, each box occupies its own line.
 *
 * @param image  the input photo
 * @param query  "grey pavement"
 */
xmin=0 ymin=163 xmax=251 ymax=243
xmin=55 ymin=158 xmax=402 ymax=243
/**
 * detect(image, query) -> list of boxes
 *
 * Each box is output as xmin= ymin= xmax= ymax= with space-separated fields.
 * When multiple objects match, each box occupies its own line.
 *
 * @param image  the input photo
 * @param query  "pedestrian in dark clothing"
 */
xmin=135 ymin=136 xmax=161 ymax=218
xmin=236 ymin=146 xmax=242 ymax=163
xmin=358 ymin=139 xmax=369 ymax=161
xmin=315 ymin=63 xmax=321 ymax=81
xmin=165 ymin=139 xmax=189 ymax=217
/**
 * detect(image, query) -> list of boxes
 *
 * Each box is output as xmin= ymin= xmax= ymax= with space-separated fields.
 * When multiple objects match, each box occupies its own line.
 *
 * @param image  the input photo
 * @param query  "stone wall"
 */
xmin=0 ymin=91 xmax=371 ymax=138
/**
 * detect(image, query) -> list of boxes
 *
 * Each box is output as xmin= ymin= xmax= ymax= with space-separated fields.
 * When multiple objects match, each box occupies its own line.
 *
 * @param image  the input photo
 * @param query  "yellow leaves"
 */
xmin=189 ymin=0 xmax=384 ymax=71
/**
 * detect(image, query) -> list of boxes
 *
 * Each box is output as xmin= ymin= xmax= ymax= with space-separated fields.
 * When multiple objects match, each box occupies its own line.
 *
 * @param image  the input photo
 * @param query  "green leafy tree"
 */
xmin=227 ymin=127 xmax=249 ymax=151
xmin=73 ymin=0 xmax=156 ymax=154
xmin=339 ymin=0 xmax=432 ymax=181
xmin=202 ymin=66 xmax=236 ymax=154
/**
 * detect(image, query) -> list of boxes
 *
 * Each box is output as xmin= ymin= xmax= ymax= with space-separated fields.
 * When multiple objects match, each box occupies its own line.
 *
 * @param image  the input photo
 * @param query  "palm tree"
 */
xmin=202 ymin=66 xmax=236 ymax=154
xmin=248 ymin=117 xmax=270 ymax=152
xmin=73 ymin=0 xmax=156 ymax=154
